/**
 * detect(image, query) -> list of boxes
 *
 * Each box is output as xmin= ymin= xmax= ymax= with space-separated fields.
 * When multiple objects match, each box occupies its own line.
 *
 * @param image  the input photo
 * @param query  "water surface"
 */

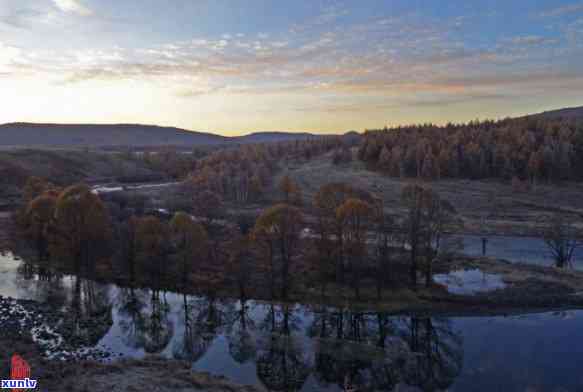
xmin=451 ymin=234 xmax=583 ymax=270
xmin=2 ymin=252 xmax=583 ymax=391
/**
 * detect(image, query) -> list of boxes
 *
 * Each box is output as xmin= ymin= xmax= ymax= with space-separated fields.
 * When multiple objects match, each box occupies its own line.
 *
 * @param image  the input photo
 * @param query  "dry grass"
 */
xmin=56 ymin=357 xmax=261 ymax=392
xmin=271 ymin=153 xmax=583 ymax=236
xmin=1 ymin=342 xmax=261 ymax=392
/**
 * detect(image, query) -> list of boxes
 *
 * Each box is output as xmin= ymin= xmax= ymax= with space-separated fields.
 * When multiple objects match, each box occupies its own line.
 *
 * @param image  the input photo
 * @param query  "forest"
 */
xmin=358 ymin=117 xmax=583 ymax=184
xmin=13 ymin=134 xmax=458 ymax=305
xmin=12 ymin=119 xmax=582 ymax=308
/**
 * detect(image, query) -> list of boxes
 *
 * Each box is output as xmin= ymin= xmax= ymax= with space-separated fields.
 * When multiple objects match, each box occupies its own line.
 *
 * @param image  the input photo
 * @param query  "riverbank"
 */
xmin=5 ymin=253 xmax=583 ymax=391
xmin=0 ymin=337 xmax=260 ymax=392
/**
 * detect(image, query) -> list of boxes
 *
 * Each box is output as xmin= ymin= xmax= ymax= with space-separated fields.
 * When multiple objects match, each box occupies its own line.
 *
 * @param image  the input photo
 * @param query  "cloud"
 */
xmin=315 ymin=4 xmax=349 ymax=25
xmin=0 ymin=42 xmax=22 ymax=64
xmin=292 ymin=92 xmax=513 ymax=114
xmin=0 ymin=8 xmax=44 ymax=29
xmin=508 ymin=35 xmax=559 ymax=46
xmin=52 ymin=0 xmax=92 ymax=16
xmin=564 ymin=17 xmax=583 ymax=46
xmin=176 ymin=85 xmax=225 ymax=98
xmin=3 ymin=3 xmax=581 ymax=116
xmin=438 ymin=71 xmax=583 ymax=90
xmin=540 ymin=2 xmax=583 ymax=17
xmin=290 ymin=3 xmax=349 ymax=32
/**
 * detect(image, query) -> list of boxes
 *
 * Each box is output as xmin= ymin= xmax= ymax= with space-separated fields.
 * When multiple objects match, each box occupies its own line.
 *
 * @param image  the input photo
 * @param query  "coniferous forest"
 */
xmin=358 ymin=117 xmax=583 ymax=183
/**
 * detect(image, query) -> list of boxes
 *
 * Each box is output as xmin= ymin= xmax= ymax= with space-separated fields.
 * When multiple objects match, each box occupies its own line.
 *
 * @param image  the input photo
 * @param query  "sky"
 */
xmin=1 ymin=0 xmax=583 ymax=135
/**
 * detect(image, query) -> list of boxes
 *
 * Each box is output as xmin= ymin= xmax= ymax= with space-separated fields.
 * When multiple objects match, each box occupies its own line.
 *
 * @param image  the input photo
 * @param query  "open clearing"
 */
xmin=271 ymin=153 xmax=583 ymax=236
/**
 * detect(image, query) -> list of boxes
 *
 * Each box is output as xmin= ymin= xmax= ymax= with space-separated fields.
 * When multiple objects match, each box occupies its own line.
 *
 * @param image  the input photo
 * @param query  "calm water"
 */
xmin=2 ymin=252 xmax=583 ymax=391
xmin=451 ymin=234 xmax=583 ymax=270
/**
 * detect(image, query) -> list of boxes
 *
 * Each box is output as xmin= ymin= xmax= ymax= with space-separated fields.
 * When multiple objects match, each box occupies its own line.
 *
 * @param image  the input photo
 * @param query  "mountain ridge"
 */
xmin=3 ymin=104 xmax=582 ymax=148
xmin=525 ymin=105 xmax=583 ymax=120
xmin=0 ymin=122 xmax=328 ymax=147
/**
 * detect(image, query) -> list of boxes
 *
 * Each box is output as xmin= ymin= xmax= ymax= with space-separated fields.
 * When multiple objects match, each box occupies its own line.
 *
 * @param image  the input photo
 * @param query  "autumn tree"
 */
xmin=419 ymin=189 xmax=456 ymax=287
xmin=170 ymin=212 xmax=208 ymax=288
xmin=50 ymin=184 xmax=111 ymax=273
xmin=374 ymin=206 xmax=398 ymax=299
xmin=25 ymin=193 xmax=57 ymax=261
xmin=249 ymin=174 xmax=264 ymax=202
xmin=378 ymin=146 xmax=391 ymax=171
xmin=135 ymin=216 xmax=170 ymax=288
xmin=279 ymin=175 xmax=302 ymax=206
xmin=527 ymin=150 xmax=543 ymax=190
xmin=313 ymin=183 xmax=357 ymax=283
xmin=402 ymin=185 xmax=455 ymax=288
xmin=192 ymin=190 xmax=223 ymax=230
xmin=227 ymin=230 xmax=255 ymax=300
xmin=359 ymin=117 xmax=583 ymax=182
xmin=402 ymin=185 xmax=425 ymax=289
xmin=23 ymin=176 xmax=54 ymax=203
xmin=192 ymin=190 xmax=223 ymax=263
xmin=252 ymin=204 xmax=304 ymax=299
xmin=336 ymin=198 xmax=372 ymax=298
xmin=117 ymin=215 xmax=139 ymax=283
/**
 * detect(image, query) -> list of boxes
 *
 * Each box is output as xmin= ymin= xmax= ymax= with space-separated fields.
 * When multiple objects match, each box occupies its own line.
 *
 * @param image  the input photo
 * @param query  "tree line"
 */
xmin=16 ymin=170 xmax=458 ymax=301
xmin=182 ymin=137 xmax=353 ymax=205
xmin=358 ymin=117 xmax=583 ymax=184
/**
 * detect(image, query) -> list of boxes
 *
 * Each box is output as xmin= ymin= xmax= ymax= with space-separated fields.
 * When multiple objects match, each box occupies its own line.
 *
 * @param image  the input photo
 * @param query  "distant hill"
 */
xmin=0 ymin=123 xmax=324 ymax=148
xmin=527 ymin=105 xmax=583 ymax=120
xmin=235 ymin=132 xmax=318 ymax=144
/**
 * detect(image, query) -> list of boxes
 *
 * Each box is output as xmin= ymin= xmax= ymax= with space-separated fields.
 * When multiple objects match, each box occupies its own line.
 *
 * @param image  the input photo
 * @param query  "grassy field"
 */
xmin=270 ymin=152 xmax=583 ymax=236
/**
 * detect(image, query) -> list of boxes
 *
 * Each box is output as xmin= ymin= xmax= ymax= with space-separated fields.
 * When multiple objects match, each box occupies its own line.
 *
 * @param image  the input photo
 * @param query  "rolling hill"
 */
xmin=0 ymin=123 xmax=322 ymax=148
xmin=527 ymin=105 xmax=583 ymax=120
xmin=4 ymin=104 xmax=580 ymax=149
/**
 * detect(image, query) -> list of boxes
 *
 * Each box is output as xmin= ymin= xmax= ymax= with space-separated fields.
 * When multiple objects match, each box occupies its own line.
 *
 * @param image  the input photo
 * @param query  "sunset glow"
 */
xmin=1 ymin=0 xmax=583 ymax=134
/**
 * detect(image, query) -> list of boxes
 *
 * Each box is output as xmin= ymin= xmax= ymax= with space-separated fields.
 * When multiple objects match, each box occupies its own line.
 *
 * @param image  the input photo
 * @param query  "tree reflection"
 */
xmin=142 ymin=290 xmax=173 ymax=354
xmin=256 ymin=304 xmax=311 ymax=391
xmin=402 ymin=317 xmax=463 ymax=391
xmin=173 ymin=294 xmax=229 ymax=362
xmin=68 ymin=276 xmax=113 ymax=345
xmin=15 ymin=261 xmax=67 ymax=305
xmin=173 ymin=294 xmax=210 ymax=362
xmin=116 ymin=288 xmax=147 ymax=349
xmin=310 ymin=309 xmax=400 ymax=391
xmin=225 ymin=298 xmax=257 ymax=364
xmin=308 ymin=310 xmax=464 ymax=391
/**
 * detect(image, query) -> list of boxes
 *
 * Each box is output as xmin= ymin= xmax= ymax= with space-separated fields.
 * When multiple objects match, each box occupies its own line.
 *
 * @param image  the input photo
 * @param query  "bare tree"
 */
xmin=541 ymin=214 xmax=580 ymax=268
xmin=402 ymin=185 xmax=456 ymax=289
xmin=421 ymin=190 xmax=456 ymax=287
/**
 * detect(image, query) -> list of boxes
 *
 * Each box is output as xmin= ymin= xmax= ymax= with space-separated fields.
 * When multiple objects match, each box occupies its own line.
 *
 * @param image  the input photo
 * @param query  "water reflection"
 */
xmin=225 ymin=298 xmax=257 ymax=364
xmin=256 ymin=304 xmax=311 ymax=391
xmin=7 ymin=257 xmax=115 ymax=349
xmin=452 ymin=234 xmax=583 ymax=269
xmin=116 ymin=288 xmax=147 ymax=349
xmin=4 ymin=253 xmax=583 ymax=391
xmin=68 ymin=277 xmax=113 ymax=346
xmin=403 ymin=318 xmax=463 ymax=391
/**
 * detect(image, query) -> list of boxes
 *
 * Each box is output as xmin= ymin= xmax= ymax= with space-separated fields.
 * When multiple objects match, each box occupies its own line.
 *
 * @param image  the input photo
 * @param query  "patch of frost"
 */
xmin=434 ymin=269 xmax=506 ymax=295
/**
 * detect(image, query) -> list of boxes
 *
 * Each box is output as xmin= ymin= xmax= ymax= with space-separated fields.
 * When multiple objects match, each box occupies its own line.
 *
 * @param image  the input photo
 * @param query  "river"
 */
xmin=451 ymin=234 xmax=583 ymax=270
xmin=2 ymin=252 xmax=583 ymax=391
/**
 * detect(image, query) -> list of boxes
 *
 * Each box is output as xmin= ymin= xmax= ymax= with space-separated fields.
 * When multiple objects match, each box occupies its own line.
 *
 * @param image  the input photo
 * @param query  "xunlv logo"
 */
xmin=2 ymin=354 xmax=37 ymax=390
xmin=1 ymin=379 xmax=38 ymax=389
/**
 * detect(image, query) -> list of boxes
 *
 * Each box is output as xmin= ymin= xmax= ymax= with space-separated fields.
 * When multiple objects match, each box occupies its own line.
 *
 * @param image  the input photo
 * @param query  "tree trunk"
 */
xmin=410 ymin=241 xmax=418 ymax=289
